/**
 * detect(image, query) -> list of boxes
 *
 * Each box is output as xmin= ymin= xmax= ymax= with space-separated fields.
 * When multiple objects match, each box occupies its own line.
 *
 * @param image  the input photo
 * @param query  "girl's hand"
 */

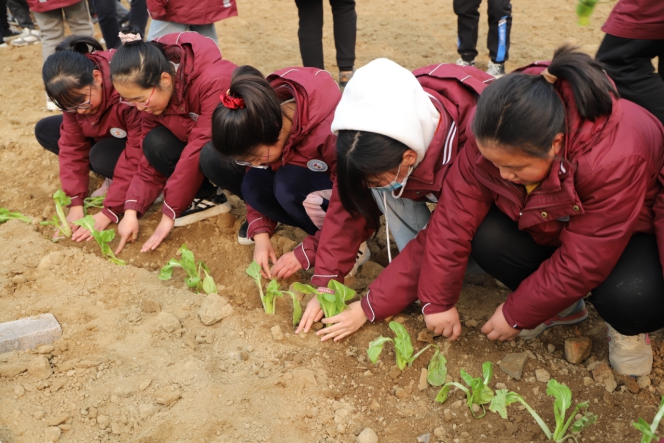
xmin=140 ymin=213 xmax=174 ymax=252
xmin=116 ymin=210 xmax=139 ymax=254
xmin=295 ymin=296 xmax=324 ymax=334
xmin=424 ymin=307 xmax=462 ymax=340
xmin=271 ymin=251 xmax=303 ymax=279
xmin=64 ymin=205 xmax=85 ymax=237
xmin=254 ymin=233 xmax=277 ymax=278
xmin=72 ymin=211 xmax=112 ymax=242
xmin=481 ymin=303 xmax=520 ymax=341
xmin=318 ymin=301 xmax=367 ymax=342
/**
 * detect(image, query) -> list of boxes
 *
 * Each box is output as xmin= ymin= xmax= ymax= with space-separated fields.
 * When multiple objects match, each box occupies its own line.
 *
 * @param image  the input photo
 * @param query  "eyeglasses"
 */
xmin=63 ymin=85 xmax=93 ymax=113
xmin=119 ymin=86 xmax=155 ymax=107
xmin=235 ymin=146 xmax=271 ymax=169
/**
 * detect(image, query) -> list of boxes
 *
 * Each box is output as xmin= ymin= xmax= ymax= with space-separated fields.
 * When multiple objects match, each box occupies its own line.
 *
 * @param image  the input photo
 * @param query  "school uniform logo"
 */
xmin=189 ymin=112 xmax=199 ymax=122
xmin=110 ymin=128 xmax=127 ymax=138
xmin=307 ymin=159 xmax=328 ymax=172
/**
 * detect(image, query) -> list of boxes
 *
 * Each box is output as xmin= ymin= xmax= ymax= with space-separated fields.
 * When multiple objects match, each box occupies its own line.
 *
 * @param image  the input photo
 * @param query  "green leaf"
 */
xmin=202 ymin=270 xmax=217 ymax=294
xmin=185 ymin=276 xmax=201 ymax=289
xmin=0 ymin=208 xmax=31 ymax=224
xmin=489 ymin=389 xmax=510 ymax=419
xmin=633 ymin=418 xmax=657 ymax=443
xmin=246 ymin=261 xmax=262 ymax=280
xmin=571 ymin=412 xmax=597 ymax=434
xmin=159 ymin=259 xmax=182 ymax=280
xmin=482 ymin=361 xmax=494 ymax=385
xmin=367 ymin=336 xmax=392 ymax=364
xmin=292 ymin=282 xmax=320 ymax=295
xmin=264 ymin=280 xmax=284 ymax=314
xmin=547 ymin=379 xmax=572 ymax=434
xmin=427 ymin=348 xmax=447 ymax=387
xmin=389 ymin=321 xmax=413 ymax=362
xmin=460 ymin=369 xmax=475 ymax=387
xmin=53 ymin=190 xmax=72 ymax=238
xmin=435 ymin=384 xmax=453 ymax=404
xmin=83 ymin=196 xmax=105 ymax=214
xmin=506 ymin=391 xmax=553 ymax=441
xmin=178 ymin=245 xmax=197 ymax=278
xmin=287 ymin=292 xmax=302 ymax=326
xmin=327 ymin=279 xmax=356 ymax=302
xmin=98 ymin=229 xmax=115 ymax=243
xmin=321 ymin=292 xmax=336 ymax=303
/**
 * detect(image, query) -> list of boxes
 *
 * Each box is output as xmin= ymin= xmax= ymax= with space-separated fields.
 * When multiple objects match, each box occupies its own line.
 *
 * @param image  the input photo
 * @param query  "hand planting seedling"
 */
xmin=245 ymin=261 xmax=300 ymax=321
xmin=367 ymin=321 xmax=435 ymax=370
xmin=0 ymin=207 xmax=31 ymax=224
xmin=83 ymin=196 xmax=105 ymax=214
xmin=633 ymin=396 xmax=664 ymax=443
xmin=160 ymin=244 xmax=216 ymax=293
xmin=73 ymin=215 xmax=126 ymax=266
xmin=435 ymin=361 xmax=495 ymax=418
xmin=41 ymin=190 xmax=72 ymax=239
xmin=489 ymin=379 xmax=596 ymax=442
xmin=292 ymin=280 xmax=356 ymax=322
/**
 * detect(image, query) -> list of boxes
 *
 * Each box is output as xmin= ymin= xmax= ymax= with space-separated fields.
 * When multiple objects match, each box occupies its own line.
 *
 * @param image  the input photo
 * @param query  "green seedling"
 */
xmin=576 ymin=0 xmax=597 ymax=25
xmin=83 ymin=196 xmax=105 ymax=214
xmin=633 ymin=396 xmax=664 ymax=443
xmin=435 ymin=361 xmax=495 ymax=418
xmin=160 ymin=244 xmax=215 ymax=293
xmin=40 ymin=190 xmax=72 ymax=238
xmin=490 ymin=379 xmax=596 ymax=442
xmin=292 ymin=280 xmax=356 ymax=322
xmin=0 ymin=207 xmax=31 ymax=224
xmin=73 ymin=215 xmax=126 ymax=266
xmin=427 ymin=347 xmax=448 ymax=387
xmin=289 ymin=291 xmax=302 ymax=326
xmin=245 ymin=261 xmax=300 ymax=321
xmin=367 ymin=321 xmax=435 ymax=370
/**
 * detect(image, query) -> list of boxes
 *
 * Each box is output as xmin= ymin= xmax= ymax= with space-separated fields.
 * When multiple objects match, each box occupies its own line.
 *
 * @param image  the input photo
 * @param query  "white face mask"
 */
xmin=370 ymin=163 xmax=413 ymax=197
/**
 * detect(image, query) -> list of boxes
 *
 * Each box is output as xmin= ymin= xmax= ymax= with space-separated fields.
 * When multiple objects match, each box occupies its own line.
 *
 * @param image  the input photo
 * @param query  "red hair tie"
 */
xmin=220 ymin=90 xmax=245 ymax=110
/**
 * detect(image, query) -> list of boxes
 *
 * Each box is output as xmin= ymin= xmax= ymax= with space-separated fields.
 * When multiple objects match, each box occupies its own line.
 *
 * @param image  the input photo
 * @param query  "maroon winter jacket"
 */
xmin=124 ymin=32 xmax=237 ymax=219
xmin=147 ymin=0 xmax=237 ymax=25
xmin=366 ymin=62 xmax=664 ymax=329
xmin=602 ymin=0 xmax=664 ymax=40
xmin=311 ymin=64 xmax=493 ymax=293
xmin=245 ymin=67 xmax=341 ymax=265
xmin=57 ymin=50 xmax=143 ymax=222
xmin=26 ymin=0 xmax=79 ymax=13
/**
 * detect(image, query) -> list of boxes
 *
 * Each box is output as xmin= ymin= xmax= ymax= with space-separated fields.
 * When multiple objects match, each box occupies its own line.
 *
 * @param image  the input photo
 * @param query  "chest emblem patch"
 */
xmin=307 ymin=159 xmax=328 ymax=172
xmin=110 ymin=128 xmax=127 ymax=138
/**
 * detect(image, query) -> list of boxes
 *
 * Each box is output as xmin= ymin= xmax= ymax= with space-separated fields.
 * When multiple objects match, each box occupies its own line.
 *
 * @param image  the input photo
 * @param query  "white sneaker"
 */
xmin=487 ymin=61 xmax=506 ymax=78
xmin=11 ymin=29 xmax=40 ymax=47
xmin=0 ymin=42 xmax=7 ymax=49
xmin=91 ymin=178 xmax=112 ymax=198
xmin=456 ymin=58 xmax=475 ymax=67
xmin=174 ymin=191 xmax=231 ymax=227
xmin=607 ymin=324 xmax=653 ymax=376
xmin=348 ymin=241 xmax=370 ymax=277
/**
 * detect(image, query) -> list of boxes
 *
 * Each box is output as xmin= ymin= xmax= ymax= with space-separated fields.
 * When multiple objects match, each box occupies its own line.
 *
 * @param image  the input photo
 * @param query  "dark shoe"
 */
xmin=174 ymin=189 xmax=230 ymax=227
xmin=237 ymin=220 xmax=254 ymax=245
xmin=339 ymin=70 xmax=355 ymax=88
xmin=487 ymin=61 xmax=506 ymax=78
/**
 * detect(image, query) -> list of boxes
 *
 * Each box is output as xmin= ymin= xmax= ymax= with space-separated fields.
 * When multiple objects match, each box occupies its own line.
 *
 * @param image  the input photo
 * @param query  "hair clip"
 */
xmin=220 ymin=90 xmax=245 ymax=109
xmin=118 ymin=32 xmax=142 ymax=44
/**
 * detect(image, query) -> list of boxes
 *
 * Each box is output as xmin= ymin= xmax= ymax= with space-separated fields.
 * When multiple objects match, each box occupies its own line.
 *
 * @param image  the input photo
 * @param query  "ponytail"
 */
xmin=472 ymin=45 xmax=618 ymax=158
xmin=336 ymin=130 xmax=408 ymax=229
xmin=43 ymin=35 xmax=103 ymax=110
xmin=110 ymin=36 xmax=173 ymax=89
xmin=211 ymin=65 xmax=282 ymax=158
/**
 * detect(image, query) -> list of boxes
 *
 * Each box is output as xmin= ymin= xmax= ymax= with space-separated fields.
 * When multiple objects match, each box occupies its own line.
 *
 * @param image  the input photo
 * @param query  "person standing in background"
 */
xmin=145 ymin=0 xmax=237 ymax=43
xmin=0 ymin=0 xmax=22 ymax=47
xmin=595 ymin=0 xmax=664 ymax=125
xmin=294 ymin=0 xmax=356 ymax=87
xmin=453 ymin=0 xmax=512 ymax=78
xmin=7 ymin=0 xmax=41 ymax=46
xmin=92 ymin=0 xmax=148 ymax=48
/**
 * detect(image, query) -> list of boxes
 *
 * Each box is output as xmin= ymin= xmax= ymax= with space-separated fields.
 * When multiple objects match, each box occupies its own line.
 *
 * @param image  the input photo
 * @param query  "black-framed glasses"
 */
xmin=63 ymin=85 xmax=93 ymax=113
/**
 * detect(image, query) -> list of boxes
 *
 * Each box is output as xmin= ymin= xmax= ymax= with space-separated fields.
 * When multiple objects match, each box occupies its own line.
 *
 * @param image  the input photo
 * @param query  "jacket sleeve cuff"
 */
xmin=501 ymin=304 xmax=522 ymax=329
xmin=421 ymin=302 xmax=455 ymax=316
xmin=69 ymin=196 xmax=84 ymax=207
xmin=162 ymin=201 xmax=177 ymax=220
xmin=101 ymin=207 xmax=120 ymax=224
xmin=124 ymin=200 xmax=145 ymax=217
xmin=246 ymin=217 xmax=277 ymax=239
xmin=360 ymin=292 xmax=377 ymax=322
xmin=293 ymin=243 xmax=315 ymax=270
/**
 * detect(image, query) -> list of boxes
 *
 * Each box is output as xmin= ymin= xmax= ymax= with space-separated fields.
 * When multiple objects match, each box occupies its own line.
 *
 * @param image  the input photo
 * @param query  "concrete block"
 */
xmin=0 ymin=314 xmax=62 ymax=353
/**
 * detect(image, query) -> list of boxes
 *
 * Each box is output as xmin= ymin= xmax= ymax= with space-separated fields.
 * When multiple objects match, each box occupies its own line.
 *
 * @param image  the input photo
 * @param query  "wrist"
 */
xmin=254 ymin=233 xmax=270 ymax=244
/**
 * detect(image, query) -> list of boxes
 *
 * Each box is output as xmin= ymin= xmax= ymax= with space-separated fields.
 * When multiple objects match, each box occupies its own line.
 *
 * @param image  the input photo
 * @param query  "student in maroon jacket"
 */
xmin=202 ymin=66 xmax=342 ymax=279
xmin=146 ymin=0 xmax=238 ymax=43
xmin=596 ymin=0 xmax=664 ymax=124
xmin=296 ymin=58 xmax=493 ymax=340
xmin=35 ymin=36 xmax=143 ymax=240
xmin=368 ymin=46 xmax=664 ymax=376
xmin=110 ymin=31 xmax=238 ymax=254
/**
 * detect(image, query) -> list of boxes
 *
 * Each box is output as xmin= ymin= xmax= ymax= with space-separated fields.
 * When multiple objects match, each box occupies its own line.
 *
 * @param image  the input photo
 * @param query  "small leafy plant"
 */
xmin=0 ymin=208 xmax=31 ymax=224
xmin=41 ymin=190 xmax=72 ymax=238
xmin=489 ymin=379 xmax=596 ymax=442
xmin=160 ymin=244 xmax=216 ymax=293
xmin=633 ymin=396 xmax=664 ymax=443
xmin=245 ymin=261 xmax=300 ymax=321
xmin=435 ymin=361 xmax=495 ymax=418
xmin=73 ymin=215 xmax=126 ymax=266
xmin=367 ymin=321 xmax=435 ymax=370
xmin=427 ymin=347 xmax=448 ymax=387
xmin=292 ymin=280 xmax=356 ymax=321
xmin=83 ymin=196 xmax=105 ymax=214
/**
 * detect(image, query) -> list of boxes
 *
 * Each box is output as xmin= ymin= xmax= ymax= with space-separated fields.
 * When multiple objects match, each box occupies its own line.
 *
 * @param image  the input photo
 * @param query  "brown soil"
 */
xmin=2 ymin=0 xmax=663 ymax=442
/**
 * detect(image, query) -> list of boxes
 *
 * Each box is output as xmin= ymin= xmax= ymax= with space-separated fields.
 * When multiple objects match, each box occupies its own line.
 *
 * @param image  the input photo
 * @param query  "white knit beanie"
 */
xmin=331 ymin=58 xmax=439 ymax=166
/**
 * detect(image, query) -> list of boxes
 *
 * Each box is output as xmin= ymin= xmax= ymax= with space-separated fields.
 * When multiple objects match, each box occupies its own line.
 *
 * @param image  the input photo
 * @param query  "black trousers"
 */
xmin=294 ymin=0 xmax=356 ymax=72
xmin=91 ymin=0 xmax=148 ymax=48
xmin=142 ymin=126 xmax=219 ymax=199
xmin=8 ymin=0 xmax=35 ymax=29
xmin=453 ymin=0 xmax=512 ymax=63
xmin=199 ymin=141 xmax=247 ymax=199
xmin=35 ymin=115 xmax=125 ymax=179
xmin=596 ymin=34 xmax=664 ymax=126
xmin=470 ymin=206 xmax=664 ymax=336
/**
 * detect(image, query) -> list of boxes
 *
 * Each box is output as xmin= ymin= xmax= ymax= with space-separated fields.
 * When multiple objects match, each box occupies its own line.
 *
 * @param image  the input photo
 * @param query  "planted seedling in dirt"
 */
xmin=292 ymin=280 xmax=356 ymax=322
xmin=633 ymin=396 xmax=664 ymax=443
xmin=40 ymin=190 xmax=72 ymax=239
xmin=160 ymin=244 xmax=216 ymax=293
xmin=435 ymin=361 xmax=495 ymax=418
xmin=73 ymin=215 xmax=126 ymax=266
xmin=83 ymin=196 xmax=105 ymax=214
xmin=426 ymin=347 xmax=448 ymax=387
xmin=367 ymin=321 xmax=436 ymax=370
xmin=246 ymin=261 xmax=300 ymax=322
xmin=489 ymin=379 xmax=596 ymax=442
xmin=0 ymin=207 xmax=31 ymax=224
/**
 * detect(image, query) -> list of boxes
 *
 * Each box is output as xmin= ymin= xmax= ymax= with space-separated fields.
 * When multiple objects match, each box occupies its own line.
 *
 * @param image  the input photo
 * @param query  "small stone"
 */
xmin=271 ymin=325 xmax=284 ymax=341
xmin=155 ymin=388 xmax=182 ymax=406
xmin=45 ymin=426 xmax=61 ymax=442
xmin=34 ymin=410 xmax=45 ymax=420
xmin=312 ymin=322 xmax=324 ymax=331
xmin=583 ymin=377 xmax=594 ymax=387
xmin=417 ymin=433 xmax=431 ymax=443
xmin=142 ymin=300 xmax=161 ymax=313
xmin=417 ymin=329 xmax=434 ymax=344
xmin=418 ymin=368 xmax=428 ymax=390
xmin=139 ymin=379 xmax=152 ymax=391
xmin=465 ymin=319 xmax=478 ymax=328
xmin=471 ymin=403 xmax=481 ymax=414
xmin=603 ymin=390 xmax=614 ymax=406
xmin=495 ymin=382 xmax=507 ymax=390
xmin=97 ymin=415 xmax=110 ymax=430
xmin=113 ymin=379 xmax=138 ymax=398
xmin=535 ymin=369 xmax=551 ymax=383
xmin=547 ymin=344 xmax=556 ymax=353
xmin=0 ymin=313 xmax=62 ymax=353
xmin=618 ymin=375 xmax=640 ymax=394
xmin=452 ymin=400 xmax=463 ymax=409
xmin=47 ymin=413 xmax=70 ymax=426
xmin=434 ymin=427 xmax=446 ymax=437
xmin=157 ymin=312 xmax=181 ymax=333
xmin=443 ymin=409 xmax=453 ymax=421
xmin=59 ymin=424 xmax=71 ymax=432
xmin=88 ymin=407 xmax=98 ymax=419
xmin=239 ymin=351 xmax=249 ymax=361
xmin=139 ymin=403 xmax=158 ymax=419
xmin=13 ymin=385 xmax=24 ymax=397
xmin=198 ymin=294 xmax=234 ymax=326
xmin=357 ymin=427 xmax=378 ymax=443
xmin=393 ymin=388 xmax=407 ymax=399
xmin=499 ymin=352 xmax=529 ymax=380
xmin=28 ymin=355 xmax=52 ymax=379
xmin=37 ymin=345 xmax=55 ymax=354
xmin=592 ymin=362 xmax=617 ymax=393
xmin=605 ymin=378 xmax=618 ymax=393
xmin=369 ymin=400 xmax=380 ymax=411
xmin=564 ymin=337 xmax=592 ymax=364
xmin=638 ymin=376 xmax=652 ymax=389
xmin=388 ymin=366 xmax=401 ymax=379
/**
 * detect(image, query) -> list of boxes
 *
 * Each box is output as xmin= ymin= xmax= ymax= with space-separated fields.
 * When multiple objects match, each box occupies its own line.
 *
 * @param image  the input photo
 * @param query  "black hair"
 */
xmin=42 ymin=35 xmax=103 ymax=110
xmin=211 ymin=65 xmax=283 ymax=159
xmin=472 ymin=45 xmax=619 ymax=158
xmin=110 ymin=36 xmax=174 ymax=89
xmin=336 ymin=130 xmax=409 ymax=229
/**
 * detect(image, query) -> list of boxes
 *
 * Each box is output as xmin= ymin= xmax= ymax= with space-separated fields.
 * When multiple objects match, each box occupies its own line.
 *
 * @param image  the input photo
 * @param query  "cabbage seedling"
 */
xmin=435 ymin=361 xmax=495 ymax=418
xmin=292 ymin=280 xmax=356 ymax=322
xmin=633 ymin=396 xmax=664 ymax=443
xmin=367 ymin=321 xmax=435 ymax=370
xmin=41 ymin=190 xmax=72 ymax=238
xmin=160 ymin=244 xmax=215 ymax=293
xmin=83 ymin=196 xmax=105 ymax=214
xmin=427 ymin=348 xmax=448 ymax=387
xmin=73 ymin=215 xmax=126 ymax=266
xmin=0 ymin=208 xmax=31 ymax=224
xmin=490 ymin=380 xmax=596 ymax=442
xmin=264 ymin=280 xmax=284 ymax=315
